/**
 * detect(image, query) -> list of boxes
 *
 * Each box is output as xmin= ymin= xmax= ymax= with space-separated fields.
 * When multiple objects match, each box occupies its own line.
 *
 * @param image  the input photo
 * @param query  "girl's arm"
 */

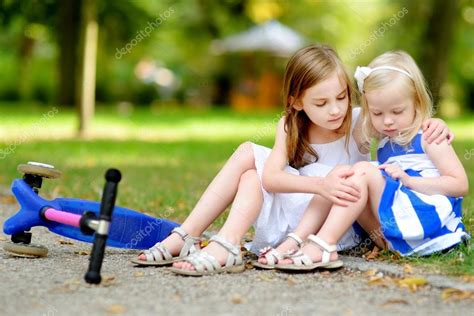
xmin=380 ymin=139 xmax=468 ymax=197
xmin=351 ymin=112 xmax=370 ymax=154
xmin=262 ymin=118 xmax=360 ymax=206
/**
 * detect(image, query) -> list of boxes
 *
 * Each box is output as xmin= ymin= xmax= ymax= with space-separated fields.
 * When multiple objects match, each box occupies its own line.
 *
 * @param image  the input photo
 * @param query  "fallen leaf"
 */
xmin=58 ymin=239 xmax=74 ymax=245
xmin=368 ymin=276 xmax=389 ymax=287
xmin=133 ymin=271 xmax=144 ymax=277
xmin=74 ymin=250 xmax=90 ymax=255
xmin=363 ymin=269 xmax=378 ymax=277
xmin=200 ymin=240 xmax=209 ymax=248
xmin=258 ymin=273 xmax=275 ymax=282
xmin=363 ymin=246 xmax=381 ymax=261
xmin=106 ymin=304 xmax=127 ymax=314
xmin=231 ymin=295 xmax=243 ymax=304
xmin=101 ymin=275 xmax=116 ymax=287
xmin=380 ymin=299 xmax=409 ymax=307
xmin=396 ymin=277 xmax=428 ymax=292
xmin=287 ymin=276 xmax=298 ymax=286
xmin=0 ymin=235 xmax=8 ymax=241
xmin=461 ymin=276 xmax=474 ymax=283
xmin=403 ymin=264 xmax=413 ymax=275
xmin=64 ymin=279 xmax=81 ymax=285
xmin=441 ymin=288 xmax=474 ymax=301
xmin=397 ymin=277 xmax=427 ymax=287
xmin=390 ymin=252 xmax=401 ymax=261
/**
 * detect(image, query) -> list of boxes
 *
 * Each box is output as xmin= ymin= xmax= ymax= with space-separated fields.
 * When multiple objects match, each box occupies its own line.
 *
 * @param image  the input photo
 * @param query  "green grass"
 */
xmin=0 ymin=103 xmax=473 ymax=275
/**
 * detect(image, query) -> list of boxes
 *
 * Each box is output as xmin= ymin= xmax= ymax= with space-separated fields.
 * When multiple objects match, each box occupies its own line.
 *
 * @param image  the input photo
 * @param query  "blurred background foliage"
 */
xmin=0 ymin=0 xmax=472 ymax=117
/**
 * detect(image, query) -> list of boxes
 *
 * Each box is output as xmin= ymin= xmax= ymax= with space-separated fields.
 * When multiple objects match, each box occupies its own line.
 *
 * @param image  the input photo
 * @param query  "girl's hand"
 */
xmin=422 ymin=118 xmax=454 ymax=145
xmin=378 ymin=163 xmax=410 ymax=185
xmin=320 ymin=166 xmax=361 ymax=207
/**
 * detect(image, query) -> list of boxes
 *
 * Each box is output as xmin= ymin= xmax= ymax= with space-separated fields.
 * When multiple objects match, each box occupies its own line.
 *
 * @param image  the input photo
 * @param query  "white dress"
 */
xmin=248 ymin=107 xmax=370 ymax=253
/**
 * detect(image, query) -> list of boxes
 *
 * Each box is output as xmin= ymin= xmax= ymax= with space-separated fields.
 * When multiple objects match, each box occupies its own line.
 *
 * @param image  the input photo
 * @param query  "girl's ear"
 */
xmin=289 ymin=96 xmax=303 ymax=111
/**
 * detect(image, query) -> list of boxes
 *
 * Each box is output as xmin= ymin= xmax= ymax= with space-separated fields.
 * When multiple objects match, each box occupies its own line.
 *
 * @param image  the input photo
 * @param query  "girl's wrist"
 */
xmin=312 ymin=176 xmax=324 ymax=194
xmin=401 ymin=175 xmax=412 ymax=188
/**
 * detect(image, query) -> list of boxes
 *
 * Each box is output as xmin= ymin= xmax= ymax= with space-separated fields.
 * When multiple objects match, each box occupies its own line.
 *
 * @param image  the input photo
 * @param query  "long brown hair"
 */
xmin=283 ymin=44 xmax=355 ymax=169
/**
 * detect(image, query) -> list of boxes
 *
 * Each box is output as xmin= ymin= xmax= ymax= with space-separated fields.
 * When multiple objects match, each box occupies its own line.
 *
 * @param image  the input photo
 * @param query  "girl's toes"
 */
xmin=172 ymin=261 xmax=182 ymax=268
xmin=279 ymin=258 xmax=293 ymax=265
xmin=137 ymin=254 xmax=146 ymax=261
xmin=181 ymin=262 xmax=195 ymax=271
xmin=257 ymin=257 xmax=268 ymax=264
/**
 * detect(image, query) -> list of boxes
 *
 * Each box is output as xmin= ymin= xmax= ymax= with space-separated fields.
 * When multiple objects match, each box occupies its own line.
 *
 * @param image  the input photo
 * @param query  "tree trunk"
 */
xmin=420 ymin=0 xmax=458 ymax=109
xmin=76 ymin=0 xmax=98 ymax=137
xmin=57 ymin=0 xmax=81 ymax=106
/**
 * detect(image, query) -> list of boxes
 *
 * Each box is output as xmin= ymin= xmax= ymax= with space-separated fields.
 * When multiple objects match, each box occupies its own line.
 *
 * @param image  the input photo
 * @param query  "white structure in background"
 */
xmin=211 ymin=20 xmax=306 ymax=57
xmin=210 ymin=20 xmax=306 ymax=110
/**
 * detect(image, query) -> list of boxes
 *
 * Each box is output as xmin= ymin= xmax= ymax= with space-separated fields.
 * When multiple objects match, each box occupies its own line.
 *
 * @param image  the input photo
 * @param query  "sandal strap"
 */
xmin=144 ymin=242 xmax=172 ymax=262
xmin=307 ymin=235 xmax=337 ymax=264
xmin=283 ymin=250 xmax=313 ymax=266
xmin=209 ymin=235 xmax=242 ymax=267
xmin=171 ymin=227 xmax=201 ymax=257
xmin=258 ymin=247 xmax=282 ymax=265
xmin=286 ymin=233 xmax=303 ymax=247
xmin=183 ymin=251 xmax=221 ymax=273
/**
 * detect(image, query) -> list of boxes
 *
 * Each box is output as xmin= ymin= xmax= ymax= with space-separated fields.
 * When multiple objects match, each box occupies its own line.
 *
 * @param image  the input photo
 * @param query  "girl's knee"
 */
xmin=232 ymin=141 xmax=255 ymax=167
xmin=351 ymin=161 xmax=378 ymax=175
xmin=240 ymin=169 xmax=258 ymax=182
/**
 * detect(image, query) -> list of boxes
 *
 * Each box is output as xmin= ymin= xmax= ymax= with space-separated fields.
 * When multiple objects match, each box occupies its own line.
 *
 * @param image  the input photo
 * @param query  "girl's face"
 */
xmin=293 ymin=72 xmax=349 ymax=132
xmin=364 ymin=82 xmax=415 ymax=138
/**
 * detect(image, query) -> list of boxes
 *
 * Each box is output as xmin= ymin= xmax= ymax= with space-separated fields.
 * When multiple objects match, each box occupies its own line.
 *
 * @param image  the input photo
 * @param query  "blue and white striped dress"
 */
xmin=376 ymin=131 xmax=469 ymax=256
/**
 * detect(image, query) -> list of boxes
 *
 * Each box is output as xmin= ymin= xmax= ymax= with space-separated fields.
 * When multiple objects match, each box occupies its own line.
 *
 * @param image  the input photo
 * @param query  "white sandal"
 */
xmin=131 ymin=227 xmax=201 ymax=266
xmin=275 ymin=234 xmax=343 ymax=271
xmin=168 ymin=235 xmax=245 ymax=276
xmin=252 ymin=233 xmax=303 ymax=269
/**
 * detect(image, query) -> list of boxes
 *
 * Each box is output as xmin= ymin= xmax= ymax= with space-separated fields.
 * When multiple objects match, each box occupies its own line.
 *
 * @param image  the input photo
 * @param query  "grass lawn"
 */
xmin=0 ymin=103 xmax=473 ymax=275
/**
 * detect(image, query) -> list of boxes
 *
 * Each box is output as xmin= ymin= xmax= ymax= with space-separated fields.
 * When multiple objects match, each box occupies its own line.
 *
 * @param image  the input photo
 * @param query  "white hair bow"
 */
xmin=354 ymin=66 xmax=413 ymax=93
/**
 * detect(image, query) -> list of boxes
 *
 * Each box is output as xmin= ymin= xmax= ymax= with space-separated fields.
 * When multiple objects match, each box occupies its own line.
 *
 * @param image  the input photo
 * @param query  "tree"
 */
xmin=76 ymin=0 xmax=98 ymax=137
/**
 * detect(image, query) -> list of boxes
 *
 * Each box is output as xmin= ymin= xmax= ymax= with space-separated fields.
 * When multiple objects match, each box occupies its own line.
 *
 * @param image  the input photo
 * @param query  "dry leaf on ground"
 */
xmin=396 ymin=276 xmax=428 ymax=292
xmin=441 ymin=288 xmax=474 ymax=301
xmin=403 ymin=264 xmax=413 ymax=275
xmin=380 ymin=299 xmax=409 ymax=307
xmin=106 ymin=304 xmax=127 ymax=315
xmin=58 ymin=239 xmax=74 ymax=245
xmin=363 ymin=246 xmax=381 ymax=261
xmin=231 ymin=294 xmax=243 ymax=304
xmin=74 ymin=250 xmax=90 ymax=255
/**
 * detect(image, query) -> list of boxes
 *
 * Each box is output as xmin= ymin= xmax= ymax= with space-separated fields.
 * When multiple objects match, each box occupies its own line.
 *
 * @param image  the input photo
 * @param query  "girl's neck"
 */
xmin=308 ymin=124 xmax=345 ymax=144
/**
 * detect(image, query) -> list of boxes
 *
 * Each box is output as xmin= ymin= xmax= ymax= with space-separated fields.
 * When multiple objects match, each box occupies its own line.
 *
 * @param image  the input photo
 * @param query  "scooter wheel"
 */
xmin=18 ymin=162 xmax=62 ymax=179
xmin=3 ymin=242 xmax=49 ymax=258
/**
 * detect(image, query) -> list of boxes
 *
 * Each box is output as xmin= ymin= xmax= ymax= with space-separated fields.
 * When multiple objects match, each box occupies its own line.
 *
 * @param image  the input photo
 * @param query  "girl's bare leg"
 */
xmin=138 ymin=142 xmax=257 ymax=260
xmin=258 ymin=194 xmax=332 ymax=264
xmin=175 ymin=169 xmax=263 ymax=270
xmin=280 ymin=162 xmax=386 ymax=264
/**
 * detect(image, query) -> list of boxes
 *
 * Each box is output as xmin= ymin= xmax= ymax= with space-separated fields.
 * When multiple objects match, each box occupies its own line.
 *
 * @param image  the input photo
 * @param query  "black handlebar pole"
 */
xmin=84 ymin=169 xmax=121 ymax=284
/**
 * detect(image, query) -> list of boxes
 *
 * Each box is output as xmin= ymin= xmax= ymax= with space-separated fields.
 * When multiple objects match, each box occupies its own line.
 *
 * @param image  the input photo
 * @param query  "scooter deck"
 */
xmin=3 ymin=179 xmax=179 ymax=249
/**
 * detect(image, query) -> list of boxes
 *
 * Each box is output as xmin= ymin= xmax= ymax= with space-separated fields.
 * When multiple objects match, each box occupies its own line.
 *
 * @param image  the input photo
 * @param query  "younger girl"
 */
xmin=276 ymin=51 xmax=468 ymax=270
xmin=132 ymin=45 xmax=452 ymax=275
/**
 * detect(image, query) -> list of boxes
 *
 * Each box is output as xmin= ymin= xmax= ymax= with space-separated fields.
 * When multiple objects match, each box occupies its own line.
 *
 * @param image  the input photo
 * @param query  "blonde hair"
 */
xmin=283 ymin=44 xmax=355 ymax=169
xmin=359 ymin=51 xmax=433 ymax=146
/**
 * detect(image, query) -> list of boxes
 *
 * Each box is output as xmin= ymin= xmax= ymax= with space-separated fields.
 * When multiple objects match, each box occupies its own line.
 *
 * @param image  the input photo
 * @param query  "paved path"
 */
xmin=0 ymin=200 xmax=473 ymax=316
